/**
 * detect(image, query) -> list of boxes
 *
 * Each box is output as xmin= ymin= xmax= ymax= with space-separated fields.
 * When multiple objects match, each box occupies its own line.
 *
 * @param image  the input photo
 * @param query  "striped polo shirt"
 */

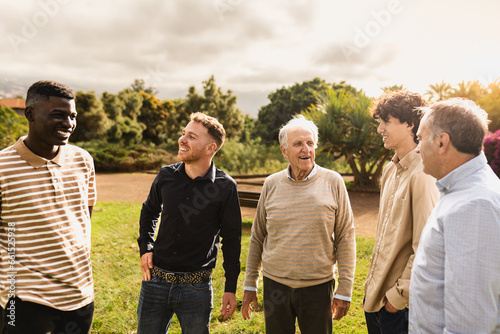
xmin=0 ymin=137 xmax=96 ymax=311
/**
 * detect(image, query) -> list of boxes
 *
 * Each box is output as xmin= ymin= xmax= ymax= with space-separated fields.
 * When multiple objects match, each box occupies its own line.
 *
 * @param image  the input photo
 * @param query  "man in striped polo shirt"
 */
xmin=0 ymin=80 xmax=96 ymax=333
xmin=242 ymin=115 xmax=356 ymax=334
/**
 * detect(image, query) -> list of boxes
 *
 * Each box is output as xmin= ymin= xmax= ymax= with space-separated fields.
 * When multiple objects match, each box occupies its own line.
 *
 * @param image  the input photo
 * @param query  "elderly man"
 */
xmin=242 ymin=115 xmax=356 ymax=334
xmin=410 ymin=98 xmax=500 ymax=333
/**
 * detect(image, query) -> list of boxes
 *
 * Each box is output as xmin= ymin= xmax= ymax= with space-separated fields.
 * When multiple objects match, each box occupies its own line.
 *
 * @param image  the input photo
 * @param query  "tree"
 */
xmin=303 ymin=89 xmax=391 ymax=190
xmin=425 ymin=80 xmax=453 ymax=101
xmin=0 ymin=106 xmax=28 ymax=148
xmin=137 ymin=91 xmax=176 ymax=144
xmin=381 ymin=84 xmax=405 ymax=93
xmin=253 ymin=78 xmax=356 ymax=144
xmin=72 ymin=91 xmax=110 ymax=142
xmin=449 ymin=80 xmax=487 ymax=101
xmin=478 ymin=79 xmax=500 ymax=131
xmin=176 ymin=75 xmax=245 ymax=139
xmin=101 ymin=90 xmax=145 ymax=146
xmin=130 ymin=78 xmax=158 ymax=95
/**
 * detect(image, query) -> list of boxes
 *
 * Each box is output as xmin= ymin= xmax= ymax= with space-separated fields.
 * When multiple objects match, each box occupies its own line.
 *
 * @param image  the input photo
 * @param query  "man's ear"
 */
xmin=25 ymin=107 xmax=34 ymax=122
xmin=207 ymin=142 xmax=217 ymax=155
xmin=437 ymin=132 xmax=451 ymax=153
xmin=280 ymin=145 xmax=288 ymax=160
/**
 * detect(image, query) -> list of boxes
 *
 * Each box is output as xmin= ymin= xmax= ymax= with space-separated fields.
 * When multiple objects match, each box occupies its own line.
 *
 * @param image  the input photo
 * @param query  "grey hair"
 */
xmin=420 ymin=98 xmax=489 ymax=156
xmin=279 ymin=115 xmax=319 ymax=149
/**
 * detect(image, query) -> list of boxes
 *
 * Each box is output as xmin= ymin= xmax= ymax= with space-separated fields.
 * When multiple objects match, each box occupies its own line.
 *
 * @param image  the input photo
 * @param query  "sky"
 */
xmin=1 ymin=0 xmax=500 ymax=117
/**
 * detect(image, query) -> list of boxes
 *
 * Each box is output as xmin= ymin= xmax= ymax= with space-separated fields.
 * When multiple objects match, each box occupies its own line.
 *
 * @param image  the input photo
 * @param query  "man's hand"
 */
xmin=332 ymin=298 xmax=350 ymax=320
xmin=140 ymin=252 xmax=153 ymax=281
xmin=241 ymin=290 xmax=260 ymax=320
xmin=220 ymin=292 xmax=237 ymax=320
xmin=384 ymin=299 xmax=398 ymax=313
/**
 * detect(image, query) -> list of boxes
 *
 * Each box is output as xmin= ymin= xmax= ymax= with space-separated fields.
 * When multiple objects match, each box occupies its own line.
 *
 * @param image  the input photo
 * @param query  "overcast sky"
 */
xmin=1 ymin=0 xmax=499 ymax=117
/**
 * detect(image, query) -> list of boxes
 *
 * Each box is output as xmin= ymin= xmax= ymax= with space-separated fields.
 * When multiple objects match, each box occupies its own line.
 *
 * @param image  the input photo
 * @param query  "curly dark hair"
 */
xmin=370 ymin=90 xmax=428 ymax=144
xmin=26 ymin=80 xmax=75 ymax=108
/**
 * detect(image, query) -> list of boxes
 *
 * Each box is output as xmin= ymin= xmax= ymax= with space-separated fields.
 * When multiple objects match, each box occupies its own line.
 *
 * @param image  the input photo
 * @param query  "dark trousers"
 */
xmin=263 ymin=276 xmax=334 ymax=334
xmin=365 ymin=305 xmax=408 ymax=334
xmin=1 ymin=297 xmax=94 ymax=334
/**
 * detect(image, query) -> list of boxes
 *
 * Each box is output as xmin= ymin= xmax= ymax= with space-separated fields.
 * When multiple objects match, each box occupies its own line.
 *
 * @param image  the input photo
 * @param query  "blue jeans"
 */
xmin=365 ymin=305 xmax=409 ymax=334
xmin=137 ymin=273 xmax=213 ymax=334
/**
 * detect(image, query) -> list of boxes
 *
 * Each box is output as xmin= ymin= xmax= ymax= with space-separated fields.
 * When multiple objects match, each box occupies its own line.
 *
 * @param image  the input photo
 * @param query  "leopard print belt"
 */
xmin=151 ymin=266 xmax=212 ymax=284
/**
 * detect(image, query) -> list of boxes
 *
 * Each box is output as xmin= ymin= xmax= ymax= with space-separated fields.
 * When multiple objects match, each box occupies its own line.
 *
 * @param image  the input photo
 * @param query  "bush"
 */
xmin=484 ymin=130 xmax=500 ymax=177
xmin=75 ymin=140 xmax=177 ymax=172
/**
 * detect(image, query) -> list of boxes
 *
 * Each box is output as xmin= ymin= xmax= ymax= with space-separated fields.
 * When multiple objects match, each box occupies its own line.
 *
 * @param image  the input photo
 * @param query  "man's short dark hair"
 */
xmin=370 ymin=90 xmax=428 ymax=144
xmin=26 ymin=80 xmax=75 ymax=108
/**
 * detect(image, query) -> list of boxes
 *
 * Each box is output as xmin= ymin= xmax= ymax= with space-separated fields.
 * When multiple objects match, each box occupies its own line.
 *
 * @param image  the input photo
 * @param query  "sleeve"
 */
xmin=137 ymin=172 xmax=163 ymax=256
xmin=332 ymin=175 xmax=356 ymax=299
xmin=386 ymin=170 xmax=438 ymax=310
xmin=87 ymin=154 xmax=97 ymax=207
xmin=443 ymin=199 xmax=500 ymax=333
xmin=219 ymin=180 xmax=242 ymax=293
xmin=243 ymin=179 xmax=269 ymax=289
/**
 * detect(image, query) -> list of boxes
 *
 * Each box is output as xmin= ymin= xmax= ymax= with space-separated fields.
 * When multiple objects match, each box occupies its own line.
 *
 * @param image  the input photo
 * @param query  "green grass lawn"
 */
xmin=91 ymin=202 xmax=374 ymax=333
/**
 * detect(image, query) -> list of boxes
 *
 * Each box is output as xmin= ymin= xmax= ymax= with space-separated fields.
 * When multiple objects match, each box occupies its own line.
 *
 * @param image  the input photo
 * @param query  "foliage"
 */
xmin=478 ymin=79 xmax=500 ymax=131
xmin=425 ymin=80 xmax=453 ymax=102
xmin=0 ymin=106 xmax=28 ymax=148
xmin=252 ymin=78 xmax=357 ymax=144
xmin=72 ymin=91 xmax=110 ymax=142
xmin=175 ymin=75 xmax=245 ymax=139
xmin=449 ymin=80 xmax=487 ymax=101
xmin=90 ymin=201 xmax=374 ymax=333
xmin=76 ymin=140 xmax=177 ymax=172
xmin=137 ymin=91 xmax=175 ymax=144
xmin=214 ymin=138 xmax=287 ymax=175
xmin=484 ymin=130 xmax=500 ymax=177
xmin=303 ymin=89 xmax=390 ymax=190
xmin=101 ymin=90 xmax=146 ymax=146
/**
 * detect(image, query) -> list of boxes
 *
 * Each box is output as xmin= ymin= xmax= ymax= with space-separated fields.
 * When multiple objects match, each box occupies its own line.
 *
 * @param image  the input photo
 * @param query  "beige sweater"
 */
xmin=243 ymin=166 xmax=356 ymax=298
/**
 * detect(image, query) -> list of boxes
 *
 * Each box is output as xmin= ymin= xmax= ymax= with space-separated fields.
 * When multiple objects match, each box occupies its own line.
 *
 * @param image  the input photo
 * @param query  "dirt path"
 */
xmin=95 ymin=173 xmax=379 ymax=237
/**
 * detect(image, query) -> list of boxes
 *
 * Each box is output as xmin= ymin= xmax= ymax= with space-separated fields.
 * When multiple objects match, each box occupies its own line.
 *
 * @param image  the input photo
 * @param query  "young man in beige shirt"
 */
xmin=364 ymin=91 xmax=439 ymax=334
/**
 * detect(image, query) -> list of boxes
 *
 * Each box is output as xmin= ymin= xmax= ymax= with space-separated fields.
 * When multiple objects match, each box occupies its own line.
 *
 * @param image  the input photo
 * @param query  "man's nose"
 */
xmin=377 ymin=123 xmax=384 ymax=133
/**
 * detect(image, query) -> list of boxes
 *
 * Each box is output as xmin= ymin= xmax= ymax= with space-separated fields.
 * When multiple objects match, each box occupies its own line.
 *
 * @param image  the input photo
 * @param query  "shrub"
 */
xmin=75 ymin=140 xmax=177 ymax=172
xmin=484 ymin=130 xmax=500 ymax=177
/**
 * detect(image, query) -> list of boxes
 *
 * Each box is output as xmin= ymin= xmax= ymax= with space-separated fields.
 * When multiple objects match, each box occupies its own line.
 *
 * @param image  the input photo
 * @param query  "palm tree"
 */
xmin=425 ymin=80 xmax=453 ymax=101
xmin=303 ymin=89 xmax=391 ymax=190
xmin=450 ymin=80 xmax=487 ymax=102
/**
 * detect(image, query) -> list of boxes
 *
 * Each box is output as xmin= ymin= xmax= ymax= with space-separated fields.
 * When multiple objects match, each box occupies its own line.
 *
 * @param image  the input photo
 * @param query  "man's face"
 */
xmin=177 ymin=121 xmax=214 ymax=164
xmin=415 ymin=116 xmax=440 ymax=178
xmin=29 ymin=96 xmax=77 ymax=147
xmin=281 ymin=127 xmax=316 ymax=179
xmin=377 ymin=114 xmax=413 ymax=152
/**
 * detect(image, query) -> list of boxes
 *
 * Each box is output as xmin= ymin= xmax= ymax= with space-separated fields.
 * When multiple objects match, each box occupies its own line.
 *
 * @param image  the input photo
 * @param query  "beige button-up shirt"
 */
xmin=364 ymin=150 xmax=439 ymax=312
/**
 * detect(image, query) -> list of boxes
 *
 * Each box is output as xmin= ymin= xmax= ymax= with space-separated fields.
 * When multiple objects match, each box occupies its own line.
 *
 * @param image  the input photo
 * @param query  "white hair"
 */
xmin=278 ymin=115 xmax=319 ymax=148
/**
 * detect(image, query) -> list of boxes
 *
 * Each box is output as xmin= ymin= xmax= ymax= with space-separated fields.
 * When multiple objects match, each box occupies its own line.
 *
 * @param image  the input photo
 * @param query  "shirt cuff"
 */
xmin=244 ymin=286 xmax=258 ymax=292
xmin=334 ymin=294 xmax=351 ymax=302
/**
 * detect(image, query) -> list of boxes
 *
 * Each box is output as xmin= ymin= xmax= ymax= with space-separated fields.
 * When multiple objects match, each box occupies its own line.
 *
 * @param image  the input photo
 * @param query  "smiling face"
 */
xmin=177 ymin=121 xmax=215 ymax=164
xmin=377 ymin=114 xmax=416 ymax=158
xmin=280 ymin=127 xmax=316 ymax=180
xmin=25 ymin=96 xmax=77 ymax=159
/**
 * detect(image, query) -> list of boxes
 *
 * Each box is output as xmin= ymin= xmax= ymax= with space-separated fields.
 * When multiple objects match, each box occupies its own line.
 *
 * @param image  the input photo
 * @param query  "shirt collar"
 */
xmin=393 ymin=149 xmax=420 ymax=171
xmin=175 ymin=161 xmax=216 ymax=182
xmin=14 ymin=136 xmax=65 ymax=168
xmin=287 ymin=164 xmax=318 ymax=181
xmin=436 ymin=152 xmax=487 ymax=195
